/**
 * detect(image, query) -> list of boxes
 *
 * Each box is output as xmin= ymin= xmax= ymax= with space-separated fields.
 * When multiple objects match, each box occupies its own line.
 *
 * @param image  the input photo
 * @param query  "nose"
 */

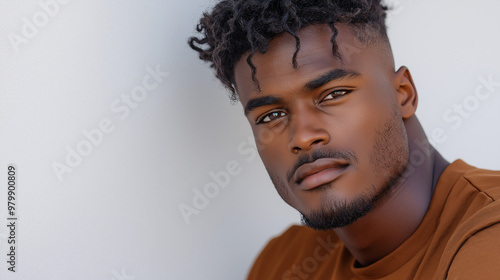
xmin=287 ymin=109 xmax=330 ymax=154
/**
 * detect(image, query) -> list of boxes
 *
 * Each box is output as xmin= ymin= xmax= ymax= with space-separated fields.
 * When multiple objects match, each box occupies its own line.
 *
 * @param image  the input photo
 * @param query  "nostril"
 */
xmin=312 ymin=139 xmax=323 ymax=145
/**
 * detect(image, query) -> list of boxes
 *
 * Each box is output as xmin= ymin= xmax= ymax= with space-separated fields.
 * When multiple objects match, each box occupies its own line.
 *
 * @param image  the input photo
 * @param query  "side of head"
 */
xmin=188 ymin=0 xmax=391 ymax=102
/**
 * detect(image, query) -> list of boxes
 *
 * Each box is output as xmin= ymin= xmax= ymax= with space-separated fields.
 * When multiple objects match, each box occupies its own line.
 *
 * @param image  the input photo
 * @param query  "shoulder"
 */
xmin=461 ymin=163 xmax=500 ymax=200
xmin=435 ymin=161 xmax=500 ymax=279
xmin=439 ymin=161 xmax=500 ymax=221
xmin=247 ymin=225 xmax=343 ymax=280
xmin=446 ymin=162 xmax=500 ymax=245
xmin=446 ymin=221 xmax=500 ymax=279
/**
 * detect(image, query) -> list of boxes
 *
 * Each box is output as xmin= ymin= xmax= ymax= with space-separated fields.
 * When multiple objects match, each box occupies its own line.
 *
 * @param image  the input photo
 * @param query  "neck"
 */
xmin=333 ymin=116 xmax=449 ymax=266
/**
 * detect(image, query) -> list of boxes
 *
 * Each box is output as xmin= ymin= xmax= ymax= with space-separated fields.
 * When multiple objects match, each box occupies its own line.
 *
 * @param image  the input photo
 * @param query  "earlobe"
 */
xmin=394 ymin=66 xmax=418 ymax=119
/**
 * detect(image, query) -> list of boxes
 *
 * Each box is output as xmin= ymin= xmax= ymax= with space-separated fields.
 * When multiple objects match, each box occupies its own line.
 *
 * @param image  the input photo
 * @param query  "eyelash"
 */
xmin=255 ymin=89 xmax=352 ymax=124
xmin=322 ymin=89 xmax=351 ymax=101
xmin=256 ymin=110 xmax=286 ymax=124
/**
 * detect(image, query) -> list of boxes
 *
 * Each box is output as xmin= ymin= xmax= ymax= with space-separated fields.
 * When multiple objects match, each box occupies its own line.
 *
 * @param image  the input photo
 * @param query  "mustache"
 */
xmin=286 ymin=148 xmax=358 ymax=183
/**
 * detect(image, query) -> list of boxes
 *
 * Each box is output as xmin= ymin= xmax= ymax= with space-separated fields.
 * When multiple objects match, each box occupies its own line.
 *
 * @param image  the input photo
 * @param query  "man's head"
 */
xmin=189 ymin=0 xmax=419 ymax=230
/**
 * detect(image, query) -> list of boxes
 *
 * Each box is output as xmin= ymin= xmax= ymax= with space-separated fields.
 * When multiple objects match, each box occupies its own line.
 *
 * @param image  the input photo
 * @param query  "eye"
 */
xmin=257 ymin=111 xmax=287 ymax=124
xmin=321 ymin=89 xmax=351 ymax=102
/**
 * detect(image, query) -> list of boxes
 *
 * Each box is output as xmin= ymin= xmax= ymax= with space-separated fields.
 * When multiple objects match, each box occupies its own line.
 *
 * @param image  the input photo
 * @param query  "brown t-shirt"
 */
xmin=247 ymin=160 xmax=500 ymax=279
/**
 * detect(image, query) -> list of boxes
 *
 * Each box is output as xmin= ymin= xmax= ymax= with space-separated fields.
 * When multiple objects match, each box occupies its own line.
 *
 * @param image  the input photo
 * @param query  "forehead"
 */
xmin=233 ymin=24 xmax=390 ymax=104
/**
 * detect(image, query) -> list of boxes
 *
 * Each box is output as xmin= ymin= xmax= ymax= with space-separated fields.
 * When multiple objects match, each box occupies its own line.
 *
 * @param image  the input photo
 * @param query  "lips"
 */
xmin=294 ymin=158 xmax=349 ymax=190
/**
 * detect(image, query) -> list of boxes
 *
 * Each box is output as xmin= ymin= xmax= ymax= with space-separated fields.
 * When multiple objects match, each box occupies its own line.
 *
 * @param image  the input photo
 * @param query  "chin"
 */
xmin=297 ymin=186 xmax=378 ymax=230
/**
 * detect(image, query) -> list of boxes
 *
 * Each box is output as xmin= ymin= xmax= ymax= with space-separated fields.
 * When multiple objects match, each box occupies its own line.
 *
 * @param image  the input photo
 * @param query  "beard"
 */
xmin=299 ymin=169 xmax=402 ymax=230
xmin=300 ymin=190 xmax=375 ymax=230
xmin=267 ymin=107 xmax=409 ymax=230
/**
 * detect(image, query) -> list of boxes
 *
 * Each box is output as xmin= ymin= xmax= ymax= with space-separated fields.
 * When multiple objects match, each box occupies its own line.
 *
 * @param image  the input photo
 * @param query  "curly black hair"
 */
xmin=188 ymin=0 xmax=389 ymax=102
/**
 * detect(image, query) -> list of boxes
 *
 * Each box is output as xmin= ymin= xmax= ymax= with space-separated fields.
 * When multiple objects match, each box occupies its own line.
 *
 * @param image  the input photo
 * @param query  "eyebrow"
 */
xmin=244 ymin=95 xmax=284 ymax=116
xmin=304 ymin=69 xmax=361 ymax=91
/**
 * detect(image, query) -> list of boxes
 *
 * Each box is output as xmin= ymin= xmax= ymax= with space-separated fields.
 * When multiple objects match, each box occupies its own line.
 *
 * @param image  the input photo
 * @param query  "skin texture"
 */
xmin=234 ymin=24 xmax=449 ymax=266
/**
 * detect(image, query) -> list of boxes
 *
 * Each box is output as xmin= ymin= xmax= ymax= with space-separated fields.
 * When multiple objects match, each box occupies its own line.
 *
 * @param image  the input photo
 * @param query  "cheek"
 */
xmin=329 ymin=98 xmax=383 ymax=150
xmin=254 ymin=128 xmax=280 ymax=150
xmin=253 ymin=128 xmax=288 ymax=169
xmin=252 ymin=120 xmax=290 ymax=157
xmin=334 ymin=92 xmax=398 ymax=168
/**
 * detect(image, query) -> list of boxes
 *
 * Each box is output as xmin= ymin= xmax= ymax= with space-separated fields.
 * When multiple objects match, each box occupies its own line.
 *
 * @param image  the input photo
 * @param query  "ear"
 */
xmin=394 ymin=66 xmax=418 ymax=119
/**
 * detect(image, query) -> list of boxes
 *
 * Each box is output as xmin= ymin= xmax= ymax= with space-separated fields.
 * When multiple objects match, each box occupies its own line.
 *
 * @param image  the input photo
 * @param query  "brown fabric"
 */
xmin=247 ymin=160 xmax=500 ymax=280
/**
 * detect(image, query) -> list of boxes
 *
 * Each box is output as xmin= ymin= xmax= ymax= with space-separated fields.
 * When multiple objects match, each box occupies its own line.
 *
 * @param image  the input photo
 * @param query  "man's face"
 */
xmin=234 ymin=24 xmax=410 ymax=229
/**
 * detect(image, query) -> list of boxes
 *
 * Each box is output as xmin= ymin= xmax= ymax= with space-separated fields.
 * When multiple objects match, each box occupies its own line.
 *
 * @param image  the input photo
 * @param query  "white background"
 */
xmin=0 ymin=0 xmax=499 ymax=279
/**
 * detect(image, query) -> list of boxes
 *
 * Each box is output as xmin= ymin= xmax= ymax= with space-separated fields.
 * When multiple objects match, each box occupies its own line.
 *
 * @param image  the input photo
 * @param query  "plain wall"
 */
xmin=0 ymin=0 xmax=499 ymax=279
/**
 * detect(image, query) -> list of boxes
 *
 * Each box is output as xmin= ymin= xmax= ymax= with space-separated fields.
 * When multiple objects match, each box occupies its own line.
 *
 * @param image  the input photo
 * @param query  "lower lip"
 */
xmin=298 ymin=166 xmax=348 ymax=190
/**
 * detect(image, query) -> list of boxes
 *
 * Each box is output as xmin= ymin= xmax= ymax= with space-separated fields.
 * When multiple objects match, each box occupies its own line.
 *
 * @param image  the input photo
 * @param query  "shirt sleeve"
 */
xmin=447 ymin=222 xmax=500 ymax=280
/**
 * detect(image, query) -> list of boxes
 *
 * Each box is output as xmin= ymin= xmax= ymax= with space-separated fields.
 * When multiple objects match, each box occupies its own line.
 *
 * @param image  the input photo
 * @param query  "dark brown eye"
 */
xmin=258 ymin=111 xmax=286 ymax=124
xmin=322 ymin=89 xmax=350 ymax=101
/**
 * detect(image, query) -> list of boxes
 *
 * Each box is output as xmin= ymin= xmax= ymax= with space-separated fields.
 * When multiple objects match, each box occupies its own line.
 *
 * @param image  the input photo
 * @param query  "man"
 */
xmin=188 ymin=0 xmax=500 ymax=279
